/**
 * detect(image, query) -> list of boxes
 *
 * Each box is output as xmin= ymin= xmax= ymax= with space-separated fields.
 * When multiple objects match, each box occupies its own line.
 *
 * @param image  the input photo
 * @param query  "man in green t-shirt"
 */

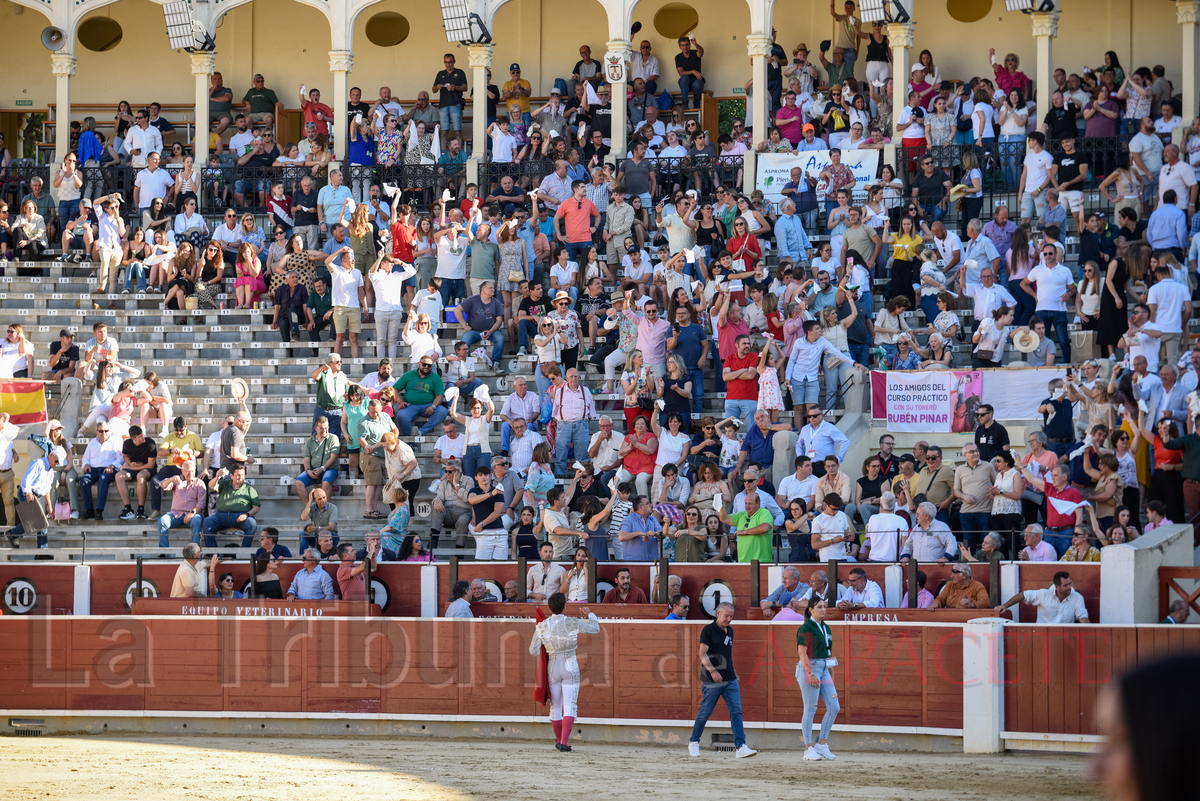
xmin=394 ymin=356 xmax=448 ymax=435
xmin=718 ymin=490 xmax=775 ymax=563
xmin=305 ymin=277 xmax=334 ymax=356
xmin=202 ymin=465 xmax=260 ymax=547
xmin=311 ymin=354 xmax=349 ymax=437
xmin=242 ymin=74 xmax=283 ymax=129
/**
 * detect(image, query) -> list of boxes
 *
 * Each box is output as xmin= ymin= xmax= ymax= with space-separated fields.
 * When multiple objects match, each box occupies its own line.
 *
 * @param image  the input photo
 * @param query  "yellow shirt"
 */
xmin=891 ymin=233 xmax=922 ymax=261
xmin=503 ymin=79 xmax=532 ymax=114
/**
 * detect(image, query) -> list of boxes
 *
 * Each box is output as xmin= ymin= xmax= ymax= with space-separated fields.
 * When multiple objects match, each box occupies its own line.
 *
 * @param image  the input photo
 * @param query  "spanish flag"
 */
xmin=0 ymin=381 xmax=48 ymax=425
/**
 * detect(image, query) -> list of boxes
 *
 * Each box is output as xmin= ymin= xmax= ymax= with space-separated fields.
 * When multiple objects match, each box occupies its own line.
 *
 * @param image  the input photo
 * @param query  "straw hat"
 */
xmin=1013 ymin=329 xmax=1041 ymax=354
xmin=229 ymin=377 xmax=249 ymax=399
xmin=947 ymin=184 xmax=970 ymax=203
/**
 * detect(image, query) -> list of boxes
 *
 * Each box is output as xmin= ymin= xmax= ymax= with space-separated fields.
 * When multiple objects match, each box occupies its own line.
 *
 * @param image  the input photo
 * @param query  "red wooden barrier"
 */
xmin=1017 ymin=563 xmax=1101 ymax=623
xmin=1158 ymin=566 xmax=1200 ymax=619
xmin=0 ymin=564 xmax=76 ymax=615
xmin=130 ymin=598 xmax=381 ymax=616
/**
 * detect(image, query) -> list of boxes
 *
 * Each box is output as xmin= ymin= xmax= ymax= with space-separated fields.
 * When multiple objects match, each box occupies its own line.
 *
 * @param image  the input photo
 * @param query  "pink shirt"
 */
xmin=623 ymin=307 xmax=672 ymax=365
xmin=1024 ymin=540 xmax=1058 ymax=562
xmin=773 ymin=608 xmax=805 ymax=621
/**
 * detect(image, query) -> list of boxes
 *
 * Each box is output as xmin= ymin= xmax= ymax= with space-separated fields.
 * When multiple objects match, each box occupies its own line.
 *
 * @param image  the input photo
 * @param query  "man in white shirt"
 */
xmin=998 ymin=570 xmax=1089 ymax=623
xmin=631 ymin=40 xmax=662 ymax=94
xmin=1129 ymin=116 xmax=1164 ymax=200
xmin=587 ymin=415 xmax=625 ymax=486
xmin=433 ymin=419 xmax=466 ymax=472
xmin=0 ymin=413 xmax=20 ymax=527
xmin=79 ymin=424 xmax=124 ymax=519
xmin=864 ymin=492 xmax=909 ymax=562
xmin=1147 ymin=262 xmax=1192 ymax=367
xmin=837 ymin=568 xmax=884 ymax=610
xmin=412 ymin=280 xmax=446 ymax=334
xmin=1158 ymin=144 xmax=1198 ymax=213
xmin=133 ymin=153 xmax=176 ymax=211
xmin=359 ymin=358 xmax=396 ymax=392
xmin=1018 ymin=131 xmax=1055 ymax=225
xmin=1119 ymin=303 xmax=1163 ymax=373
xmin=212 ymin=209 xmax=243 ymax=265
xmin=444 ymin=340 xmax=481 ymax=397
xmin=794 ymin=405 xmax=850 ymax=478
xmin=923 ymin=221 xmax=962 ymax=278
xmin=1021 ymin=243 xmax=1075 ymax=363
xmin=227 ymin=114 xmax=255 ymax=157
xmin=1178 ymin=346 xmax=1200 ymax=394
xmin=95 ymin=198 xmax=126 ymax=296
xmin=809 ymin=494 xmax=853 ymax=561
xmin=776 ymin=455 xmax=818 ymax=509
xmin=368 ymin=254 xmax=413 ymax=360
xmin=124 ymin=109 xmax=163 ymax=169
xmin=506 ymin=417 xmax=542 ymax=476
xmin=323 ymin=247 xmax=366 ymax=360
xmin=962 ymin=265 xmax=1015 ymax=321
xmin=901 ymin=502 xmax=957 ymax=562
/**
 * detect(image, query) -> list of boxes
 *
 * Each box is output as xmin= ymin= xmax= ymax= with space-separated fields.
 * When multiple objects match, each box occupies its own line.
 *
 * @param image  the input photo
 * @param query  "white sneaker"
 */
xmin=70 ymin=511 xmax=80 ymax=520
xmin=687 ymin=741 xmax=700 ymax=757
xmin=816 ymin=743 xmax=836 ymax=760
xmin=518 ymin=346 xmax=527 ymax=356
xmin=735 ymin=744 xmax=757 ymax=759
xmin=803 ymin=746 xmax=822 ymax=761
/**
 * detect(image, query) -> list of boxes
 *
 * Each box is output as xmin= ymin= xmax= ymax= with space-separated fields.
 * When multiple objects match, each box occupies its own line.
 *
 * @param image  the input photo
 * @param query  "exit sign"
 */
xmin=15 ymin=100 xmax=32 ymax=107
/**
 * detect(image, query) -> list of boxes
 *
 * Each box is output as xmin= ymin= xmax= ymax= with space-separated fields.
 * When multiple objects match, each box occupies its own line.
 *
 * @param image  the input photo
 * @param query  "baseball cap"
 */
xmin=550 ymin=87 xmax=562 ymax=95
xmin=80 ymin=198 xmax=92 ymax=208
xmin=899 ymin=454 xmax=917 ymax=464
xmin=58 ymin=328 xmax=73 ymax=339
xmin=504 ymin=203 xmax=516 ymax=217
xmin=802 ymin=123 xmax=815 ymax=133
xmin=509 ymin=62 xmax=521 ymax=72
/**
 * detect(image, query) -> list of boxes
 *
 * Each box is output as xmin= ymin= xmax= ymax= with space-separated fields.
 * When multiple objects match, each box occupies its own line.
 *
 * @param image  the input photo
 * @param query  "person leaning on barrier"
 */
xmin=287 ymin=548 xmax=336 ymax=601
xmin=836 ymin=567 xmax=884 ymax=611
xmin=930 ymin=563 xmax=991 ymax=609
xmin=255 ymin=527 xmax=293 ymax=560
xmin=901 ymin=502 xmax=957 ymax=563
xmin=963 ymin=531 xmax=1008 ymax=562
xmin=170 ymin=543 xmax=206 ymax=598
xmin=759 ymin=565 xmax=809 ymax=615
xmin=997 ymin=569 xmax=1089 ymax=623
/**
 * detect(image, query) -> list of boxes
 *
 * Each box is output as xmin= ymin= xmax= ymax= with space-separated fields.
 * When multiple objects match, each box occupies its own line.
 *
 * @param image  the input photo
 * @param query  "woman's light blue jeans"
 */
xmin=799 ymin=658 xmax=840 ymax=744
xmin=823 ymin=361 xmax=850 ymax=412
xmin=999 ymin=133 xmax=1024 ymax=189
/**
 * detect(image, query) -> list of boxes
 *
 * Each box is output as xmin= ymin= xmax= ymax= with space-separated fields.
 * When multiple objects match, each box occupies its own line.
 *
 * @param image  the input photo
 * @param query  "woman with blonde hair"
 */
xmin=1 ymin=324 xmax=32 ymax=378
xmin=339 ymin=201 xmax=377 ymax=311
xmin=403 ymin=312 xmax=440 ymax=365
xmin=620 ymin=348 xmax=654 ymax=432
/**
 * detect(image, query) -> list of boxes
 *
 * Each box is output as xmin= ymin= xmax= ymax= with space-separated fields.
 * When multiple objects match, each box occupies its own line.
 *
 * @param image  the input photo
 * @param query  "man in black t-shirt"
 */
xmin=517 ymin=282 xmax=553 ymax=355
xmin=974 ymin=405 xmax=1010 ymax=463
xmin=43 ymin=329 xmax=79 ymax=382
xmin=346 ymin=86 xmax=371 ymax=129
xmin=911 ymin=155 xmax=950 ymax=221
xmin=117 ymin=426 xmax=156 ymax=521
xmin=487 ymin=175 xmax=527 ymax=212
xmin=575 ymin=277 xmax=611 ymax=349
xmin=1050 ymin=135 xmax=1088 ymax=236
xmin=674 ymin=36 xmax=705 ymax=109
xmin=434 ymin=53 xmax=469 ymax=149
xmin=1042 ymin=91 xmax=1079 ymax=140
xmin=689 ymin=603 xmax=756 ymax=758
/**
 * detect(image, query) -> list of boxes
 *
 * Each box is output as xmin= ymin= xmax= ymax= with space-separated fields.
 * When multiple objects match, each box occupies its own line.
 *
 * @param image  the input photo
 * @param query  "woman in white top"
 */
xmin=988 ymin=450 xmax=1025 ymax=535
xmin=997 ymin=88 xmax=1029 ymax=187
xmin=971 ymin=87 xmax=996 ymax=145
xmin=809 ymin=242 xmax=839 ymax=281
xmin=861 ymin=184 xmax=887 ymax=230
xmin=82 ymin=358 xmax=139 ymax=433
xmin=448 ymin=392 xmax=495 ymax=481
xmin=877 ymin=164 xmax=904 ymax=214
xmin=535 ymin=316 xmax=568 ymax=404
xmin=972 ymin=304 xmax=1025 ymax=368
xmin=1076 ymin=261 xmax=1102 ymax=330
xmin=173 ymin=156 xmax=199 ymax=204
xmin=173 ymin=196 xmax=208 ymax=244
xmin=527 ymin=593 xmax=600 ymax=750
xmin=649 ymin=410 xmax=691 ymax=506
xmin=402 ymin=312 xmax=440 ymax=366
xmin=872 ymin=296 xmax=912 ymax=358
xmin=1 ymin=323 xmax=32 ymax=377
xmin=560 ymin=546 xmax=591 ymax=602
xmin=819 ymin=304 xmax=855 ymax=413
xmin=549 ymin=247 xmax=580 ymax=307
xmin=917 ymin=49 xmax=941 ymax=87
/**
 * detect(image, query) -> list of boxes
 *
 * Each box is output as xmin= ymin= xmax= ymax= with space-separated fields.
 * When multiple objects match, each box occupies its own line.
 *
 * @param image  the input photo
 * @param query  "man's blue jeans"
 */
xmin=849 ymin=343 xmax=870 ymax=367
xmin=462 ymin=329 xmax=506 ymax=364
xmin=159 ymin=512 xmax=203 ymax=547
xmin=1045 ymin=527 xmax=1072 ymax=558
xmin=723 ymin=398 xmax=757 ymax=428
xmin=690 ymin=678 xmax=746 ymax=748
xmin=395 ymin=402 xmax=449 ymax=435
xmin=1039 ymin=309 xmax=1070 ymax=363
xmin=920 ymin=202 xmax=946 ymax=223
xmin=517 ymin=319 xmax=538 ymax=352
xmin=202 ymin=511 xmax=257 ymax=547
xmin=439 ymin=278 xmax=466 ymax=308
xmin=554 ymin=419 xmax=590 ymax=474
xmin=688 ymin=367 xmax=705 ymax=416
xmin=79 ymin=466 xmax=114 ymax=512
xmin=679 ymin=75 xmax=706 ymax=108
xmin=313 ymin=405 xmax=343 ymax=438
xmin=842 ymin=48 xmax=857 ymax=71
xmin=500 ymin=420 xmax=539 ymax=451
xmin=125 ymin=262 xmax=147 ymax=292
xmin=958 ymin=512 xmax=991 ymax=552
xmin=790 ymin=377 xmax=820 ymax=407
xmin=565 ymin=241 xmax=591 ymax=263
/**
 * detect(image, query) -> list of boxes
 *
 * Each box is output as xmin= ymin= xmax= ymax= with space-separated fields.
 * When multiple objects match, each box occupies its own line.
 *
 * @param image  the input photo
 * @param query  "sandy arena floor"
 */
xmin=0 ymin=736 xmax=1100 ymax=800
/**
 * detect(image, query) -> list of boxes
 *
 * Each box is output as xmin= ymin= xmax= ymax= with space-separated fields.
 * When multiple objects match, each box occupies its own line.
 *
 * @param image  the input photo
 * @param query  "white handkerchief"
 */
xmin=1049 ymin=497 xmax=1089 ymax=516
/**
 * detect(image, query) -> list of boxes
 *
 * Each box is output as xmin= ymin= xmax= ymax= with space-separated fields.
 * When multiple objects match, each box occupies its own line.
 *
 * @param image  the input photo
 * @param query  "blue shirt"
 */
xmin=618 ymin=512 xmax=660 ymax=560
xmin=740 ymin=424 xmax=777 ymax=469
xmin=518 ymin=222 xmax=538 ymax=265
xmin=287 ymin=566 xmax=336 ymax=600
xmin=795 ymin=420 xmax=850 ymax=464
xmin=764 ymin=581 xmax=810 ymax=607
xmin=323 ymin=235 xmax=350 ymax=267
xmin=962 ymin=234 xmax=1003 ymax=284
xmin=317 ymin=185 xmax=354 ymax=227
xmin=665 ymin=612 xmax=686 ymax=620
xmin=796 ymin=139 xmax=824 ymax=152
xmin=20 ymin=457 xmax=55 ymax=497
xmin=774 ymin=213 xmax=812 ymax=260
xmin=1148 ymin=204 xmax=1188 ymax=250
xmin=670 ymin=323 xmax=707 ymax=369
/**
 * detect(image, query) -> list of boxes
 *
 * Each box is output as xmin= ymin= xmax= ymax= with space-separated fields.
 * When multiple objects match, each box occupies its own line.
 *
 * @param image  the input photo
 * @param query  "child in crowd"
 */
xmin=717 ymin=418 xmax=742 ymax=477
xmin=607 ymin=482 xmax=634 ymax=560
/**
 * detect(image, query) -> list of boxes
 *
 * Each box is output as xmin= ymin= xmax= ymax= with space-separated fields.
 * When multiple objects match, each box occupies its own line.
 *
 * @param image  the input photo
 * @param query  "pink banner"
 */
xmin=871 ymin=370 xmax=983 ymax=433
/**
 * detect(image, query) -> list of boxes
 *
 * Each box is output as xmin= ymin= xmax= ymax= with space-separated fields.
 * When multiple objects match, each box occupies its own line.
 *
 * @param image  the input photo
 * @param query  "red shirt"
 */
xmin=337 ymin=564 xmax=366 ymax=601
xmin=555 ymin=198 xmax=600 ymax=244
xmin=727 ymin=234 xmax=762 ymax=270
xmin=1045 ymin=483 xmax=1082 ymax=528
xmin=302 ymin=100 xmax=334 ymax=136
xmin=725 ymin=352 xmax=759 ymax=400
xmin=459 ymin=198 xmax=480 ymax=218
xmin=717 ymin=318 xmax=749 ymax=359
xmin=391 ymin=220 xmax=416 ymax=262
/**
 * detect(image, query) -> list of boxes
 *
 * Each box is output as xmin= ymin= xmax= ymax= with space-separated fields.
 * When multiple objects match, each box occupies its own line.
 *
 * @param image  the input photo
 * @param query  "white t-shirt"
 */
xmin=810 ymin=511 xmax=852 ymax=561
xmin=655 ymin=431 xmax=691 ymax=467
xmin=1128 ymin=321 xmax=1163 ymax=372
xmin=490 ymin=128 xmax=518 ymax=162
xmin=865 ymin=512 xmax=910 ymax=562
xmin=777 ymin=474 xmax=818 ymax=506
xmin=1022 ymin=149 xmax=1054 ymax=193
xmin=204 ymin=429 xmax=224 ymax=471
xmin=229 ymin=130 xmax=255 ymax=157
xmin=1026 ymin=264 xmax=1073 ymax=312
xmin=625 ymin=258 xmax=653 ymax=284
xmin=1022 ymin=588 xmax=1088 ymax=623
xmin=1155 ymin=116 xmax=1182 ymax=137
xmin=1147 ymin=278 xmax=1189 ymax=334
xmin=897 ymin=105 xmax=925 ymax=139
xmin=434 ymin=433 xmax=466 ymax=461
xmin=933 ymin=231 xmax=963 ymax=268
xmin=551 ymin=261 xmax=578 ymax=292
xmin=413 ymin=288 xmax=445 ymax=329
xmin=1159 ymin=161 xmax=1197 ymax=209
xmin=329 ymin=264 xmax=364 ymax=308
xmin=436 ymin=234 xmax=469 ymax=280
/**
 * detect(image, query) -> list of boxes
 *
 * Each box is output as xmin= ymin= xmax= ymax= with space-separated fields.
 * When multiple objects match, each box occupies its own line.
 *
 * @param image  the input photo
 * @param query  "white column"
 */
xmin=190 ymin=52 xmax=216 ymax=208
xmin=1179 ymin=1 xmax=1200 ymax=133
xmin=51 ymin=53 xmax=76 ymax=164
xmin=328 ymin=50 xmax=353 ymax=166
xmin=886 ymin=23 xmax=914 ymax=171
xmin=467 ymin=43 xmax=494 ymax=187
xmin=746 ymin=34 xmax=772 ymax=145
xmin=73 ymin=565 xmax=91 ymax=616
xmin=607 ymin=39 xmax=633 ymax=165
xmin=962 ymin=618 xmax=1006 ymax=754
xmin=1030 ymin=11 xmax=1058 ymax=106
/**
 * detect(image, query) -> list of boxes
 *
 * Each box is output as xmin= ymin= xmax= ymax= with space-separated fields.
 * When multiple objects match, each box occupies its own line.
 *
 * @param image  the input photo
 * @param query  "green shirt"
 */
xmin=304 ymin=500 xmax=339 ymax=532
xmin=796 ymin=617 xmax=833 ymax=660
xmin=216 ymin=478 xmax=259 ymax=514
xmin=307 ymin=289 xmax=333 ymax=321
xmin=1165 ymin=433 xmax=1200 ymax=481
xmin=315 ymin=369 xmax=348 ymax=411
xmin=394 ymin=369 xmax=445 ymax=407
xmin=303 ymin=433 xmax=340 ymax=469
xmin=242 ymin=87 xmax=280 ymax=115
xmin=358 ymin=414 xmax=398 ymax=455
xmin=470 ymin=240 xmax=500 ymax=281
xmin=731 ymin=507 xmax=774 ymax=563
